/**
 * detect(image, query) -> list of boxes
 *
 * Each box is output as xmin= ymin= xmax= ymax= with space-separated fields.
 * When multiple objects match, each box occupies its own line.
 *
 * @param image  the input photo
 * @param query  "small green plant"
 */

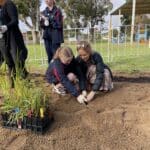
xmin=0 ymin=71 xmax=49 ymax=125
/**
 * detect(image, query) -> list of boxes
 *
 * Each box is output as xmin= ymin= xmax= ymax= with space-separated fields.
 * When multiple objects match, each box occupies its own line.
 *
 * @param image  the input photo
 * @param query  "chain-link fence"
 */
xmin=26 ymin=24 xmax=150 ymax=66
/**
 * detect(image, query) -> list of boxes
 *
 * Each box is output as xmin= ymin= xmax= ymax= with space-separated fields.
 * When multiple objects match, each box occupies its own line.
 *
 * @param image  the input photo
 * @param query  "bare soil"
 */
xmin=0 ymin=71 xmax=150 ymax=150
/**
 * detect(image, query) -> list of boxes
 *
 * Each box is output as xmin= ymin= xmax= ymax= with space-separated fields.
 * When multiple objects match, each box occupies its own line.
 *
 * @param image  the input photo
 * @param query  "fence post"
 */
xmin=130 ymin=0 xmax=136 ymax=45
xmin=108 ymin=15 xmax=112 ymax=62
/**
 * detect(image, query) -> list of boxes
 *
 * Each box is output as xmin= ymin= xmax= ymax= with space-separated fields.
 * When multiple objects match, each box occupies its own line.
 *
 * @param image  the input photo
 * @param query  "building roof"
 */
xmin=110 ymin=0 xmax=150 ymax=15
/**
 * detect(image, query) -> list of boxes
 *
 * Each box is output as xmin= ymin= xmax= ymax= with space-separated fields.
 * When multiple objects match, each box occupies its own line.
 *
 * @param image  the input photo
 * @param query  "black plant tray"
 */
xmin=0 ymin=112 xmax=54 ymax=134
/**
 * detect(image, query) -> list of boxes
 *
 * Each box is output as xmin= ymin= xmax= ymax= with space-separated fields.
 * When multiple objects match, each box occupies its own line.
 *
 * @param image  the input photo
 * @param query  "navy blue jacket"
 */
xmin=46 ymin=58 xmax=86 ymax=97
xmin=40 ymin=6 xmax=64 ymax=44
xmin=76 ymin=52 xmax=113 ymax=91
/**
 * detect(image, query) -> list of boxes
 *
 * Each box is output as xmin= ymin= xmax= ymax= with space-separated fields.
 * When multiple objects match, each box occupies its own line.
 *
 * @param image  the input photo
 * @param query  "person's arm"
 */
xmin=5 ymin=1 xmax=18 ymax=29
xmin=40 ymin=11 xmax=47 ymax=29
xmin=46 ymin=63 xmax=58 ymax=84
xmin=53 ymin=60 xmax=79 ymax=97
xmin=74 ymin=58 xmax=86 ymax=91
xmin=40 ymin=18 xmax=46 ymax=30
xmin=51 ymin=8 xmax=63 ymax=29
xmin=92 ymin=53 xmax=105 ymax=91
xmin=86 ymin=53 xmax=105 ymax=102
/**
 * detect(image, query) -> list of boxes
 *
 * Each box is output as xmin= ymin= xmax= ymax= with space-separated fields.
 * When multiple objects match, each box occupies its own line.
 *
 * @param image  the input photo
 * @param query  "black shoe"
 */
xmin=21 ymin=69 xmax=29 ymax=79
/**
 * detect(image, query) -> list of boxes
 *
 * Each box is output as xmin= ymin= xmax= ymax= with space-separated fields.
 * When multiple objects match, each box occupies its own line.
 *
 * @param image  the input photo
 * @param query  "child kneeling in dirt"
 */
xmin=46 ymin=47 xmax=87 ymax=104
xmin=76 ymin=41 xmax=113 ymax=102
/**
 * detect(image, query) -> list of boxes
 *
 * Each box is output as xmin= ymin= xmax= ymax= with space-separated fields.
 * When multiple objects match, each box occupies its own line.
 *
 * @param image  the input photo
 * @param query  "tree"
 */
xmin=14 ymin=0 xmax=41 ymax=44
xmin=57 ymin=0 xmax=112 ymax=41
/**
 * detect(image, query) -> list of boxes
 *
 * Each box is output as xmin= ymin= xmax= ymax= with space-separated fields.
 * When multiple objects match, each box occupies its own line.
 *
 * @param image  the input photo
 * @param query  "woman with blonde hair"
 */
xmin=76 ymin=41 xmax=113 ymax=102
xmin=46 ymin=47 xmax=87 ymax=104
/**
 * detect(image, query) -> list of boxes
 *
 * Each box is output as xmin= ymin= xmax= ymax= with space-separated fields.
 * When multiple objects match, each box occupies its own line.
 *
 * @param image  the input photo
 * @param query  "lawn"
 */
xmin=26 ymin=41 xmax=150 ymax=73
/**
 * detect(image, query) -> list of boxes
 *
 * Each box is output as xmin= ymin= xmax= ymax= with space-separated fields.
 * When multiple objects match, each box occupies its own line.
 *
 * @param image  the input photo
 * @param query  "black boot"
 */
xmin=19 ymin=68 xmax=29 ymax=79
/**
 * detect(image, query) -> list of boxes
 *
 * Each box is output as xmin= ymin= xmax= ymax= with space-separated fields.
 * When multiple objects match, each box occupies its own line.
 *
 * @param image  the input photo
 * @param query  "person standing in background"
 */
xmin=0 ymin=0 xmax=28 ymax=87
xmin=40 ymin=0 xmax=64 ymax=64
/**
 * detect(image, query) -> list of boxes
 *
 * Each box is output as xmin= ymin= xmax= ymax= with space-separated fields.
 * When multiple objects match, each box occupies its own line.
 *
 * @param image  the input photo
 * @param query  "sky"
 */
xmin=110 ymin=0 xmax=125 ymax=10
xmin=106 ymin=0 xmax=126 ymax=27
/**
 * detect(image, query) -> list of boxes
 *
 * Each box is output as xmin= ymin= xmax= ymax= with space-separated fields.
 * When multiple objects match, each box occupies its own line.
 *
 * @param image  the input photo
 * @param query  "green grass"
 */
xmin=26 ymin=42 xmax=150 ymax=73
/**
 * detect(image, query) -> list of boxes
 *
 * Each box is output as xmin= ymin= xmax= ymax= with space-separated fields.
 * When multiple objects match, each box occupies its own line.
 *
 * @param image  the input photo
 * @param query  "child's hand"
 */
xmin=77 ymin=94 xmax=87 ymax=104
xmin=82 ymin=90 xmax=87 ymax=97
xmin=86 ymin=91 xmax=96 ymax=102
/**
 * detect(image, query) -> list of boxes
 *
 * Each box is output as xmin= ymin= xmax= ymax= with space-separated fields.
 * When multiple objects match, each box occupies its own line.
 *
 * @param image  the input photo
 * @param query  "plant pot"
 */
xmin=26 ymin=116 xmax=32 ymax=129
xmin=9 ymin=120 xmax=17 ymax=128
xmin=0 ymin=110 xmax=54 ymax=134
xmin=17 ymin=119 xmax=22 ymax=129
xmin=22 ymin=116 xmax=28 ymax=129
xmin=1 ymin=113 xmax=9 ymax=126
xmin=31 ymin=112 xmax=54 ymax=134
xmin=31 ymin=116 xmax=39 ymax=132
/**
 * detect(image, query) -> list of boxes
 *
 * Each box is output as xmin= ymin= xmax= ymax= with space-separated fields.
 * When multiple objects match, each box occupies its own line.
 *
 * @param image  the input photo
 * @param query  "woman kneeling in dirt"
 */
xmin=76 ymin=41 xmax=114 ymax=102
xmin=46 ymin=47 xmax=88 ymax=104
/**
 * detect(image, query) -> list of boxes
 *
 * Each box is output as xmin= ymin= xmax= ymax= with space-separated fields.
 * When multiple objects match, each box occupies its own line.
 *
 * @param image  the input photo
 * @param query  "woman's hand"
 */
xmin=86 ymin=91 xmax=96 ymax=102
xmin=82 ymin=90 xmax=87 ymax=97
xmin=77 ymin=94 xmax=87 ymax=104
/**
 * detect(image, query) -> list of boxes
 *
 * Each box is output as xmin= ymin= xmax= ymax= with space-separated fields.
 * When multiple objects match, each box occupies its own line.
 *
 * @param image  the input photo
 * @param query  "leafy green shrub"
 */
xmin=0 ymin=74 xmax=49 ymax=124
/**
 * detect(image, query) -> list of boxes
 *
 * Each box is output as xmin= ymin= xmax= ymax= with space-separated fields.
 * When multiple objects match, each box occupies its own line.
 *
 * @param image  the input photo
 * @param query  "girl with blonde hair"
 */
xmin=46 ymin=47 xmax=87 ymax=104
xmin=76 ymin=41 xmax=113 ymax=102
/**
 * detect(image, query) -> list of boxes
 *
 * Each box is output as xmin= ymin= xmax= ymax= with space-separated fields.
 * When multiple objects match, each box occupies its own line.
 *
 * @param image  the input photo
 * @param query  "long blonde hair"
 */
xmin=54 ymin=47 xmax=74 ymax=62
xmin=0 ymin=0 xmax=6 ymax=5
xmin=77 ymin=41 xmax=92 ymax=54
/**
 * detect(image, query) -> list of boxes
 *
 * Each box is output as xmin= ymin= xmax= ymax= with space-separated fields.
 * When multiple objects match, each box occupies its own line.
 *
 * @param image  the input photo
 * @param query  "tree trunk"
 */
xmin=90 ymin=27 xmax=95 ymax=42
xmin=90 ymin=20 xmax=95 ymax=42
xmin=31 ymin=30 xmax=39 ymax=44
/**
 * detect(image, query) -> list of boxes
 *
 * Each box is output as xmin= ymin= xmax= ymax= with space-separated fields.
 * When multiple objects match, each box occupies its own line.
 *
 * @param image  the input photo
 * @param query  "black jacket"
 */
xmin=76 ymin=52 xmax=113 ymax=91
xmin=40 ymin=6 xmax=64 ymax=44
xmin=46 ymin=58 xmax=86 ymax=97
xmin=1 ymin=0 xmax=27 ymax=61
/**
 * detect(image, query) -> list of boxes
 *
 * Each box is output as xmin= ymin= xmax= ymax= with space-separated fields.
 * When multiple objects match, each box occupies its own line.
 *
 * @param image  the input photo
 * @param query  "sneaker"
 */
xmin=52 ymin=85 xmax=66 ymax=96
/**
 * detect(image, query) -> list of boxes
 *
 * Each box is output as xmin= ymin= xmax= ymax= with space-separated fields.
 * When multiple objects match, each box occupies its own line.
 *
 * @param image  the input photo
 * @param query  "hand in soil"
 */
xmin=86 ymin=91 xmax=96 ymax=102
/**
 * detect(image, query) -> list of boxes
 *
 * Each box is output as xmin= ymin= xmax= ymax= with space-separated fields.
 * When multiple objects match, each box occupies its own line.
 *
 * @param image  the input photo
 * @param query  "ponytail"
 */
xmin=53 ymin=47 xmax=61 ymax=59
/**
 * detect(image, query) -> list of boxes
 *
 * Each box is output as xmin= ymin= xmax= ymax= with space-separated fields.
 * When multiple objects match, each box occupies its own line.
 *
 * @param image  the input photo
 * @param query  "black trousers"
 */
xmin=0 ymin=38 xmax=15 ymax=74
xmin=0 ymin=50 xmax=4 ymax=66
xmin=44 ymin=39 xmax=60 ymax=63
xmin=0 ymin=37 xmax=27 ymax=78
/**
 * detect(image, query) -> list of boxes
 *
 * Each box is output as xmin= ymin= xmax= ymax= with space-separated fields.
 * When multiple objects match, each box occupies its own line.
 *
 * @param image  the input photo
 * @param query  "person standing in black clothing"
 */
xmin=0 ymin=3 xmax=4 ymax=68
xmin=0 ymin=0 xmax=28 ymax=86
xmin=40 ymin=0 xmax=64 ymax=63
